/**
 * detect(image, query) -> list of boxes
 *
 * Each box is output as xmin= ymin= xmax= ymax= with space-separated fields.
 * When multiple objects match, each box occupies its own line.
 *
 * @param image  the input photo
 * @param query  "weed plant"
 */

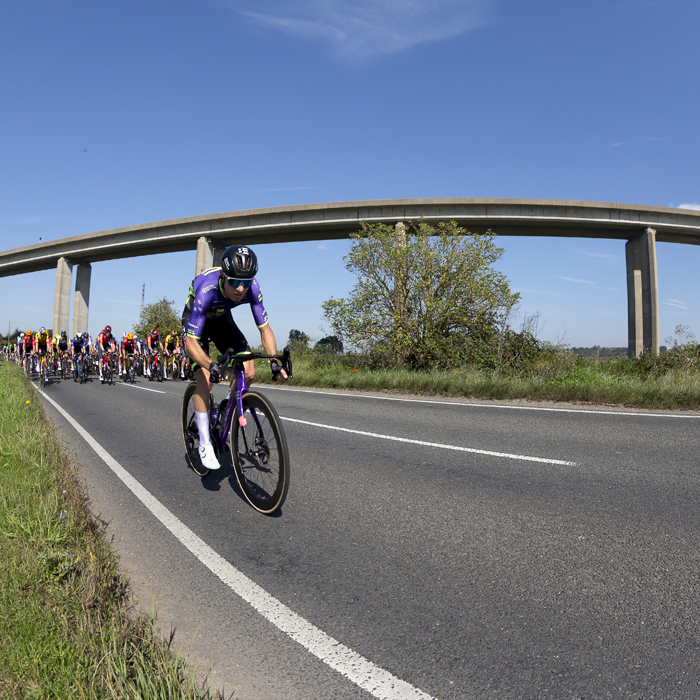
xmin=0 ymin=362 xmax=223 ymax=699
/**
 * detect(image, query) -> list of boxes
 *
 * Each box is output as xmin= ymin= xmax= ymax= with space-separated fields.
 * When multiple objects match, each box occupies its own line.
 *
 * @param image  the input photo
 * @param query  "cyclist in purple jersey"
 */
xmin=182 ymin=244 xmax=287 ymax=470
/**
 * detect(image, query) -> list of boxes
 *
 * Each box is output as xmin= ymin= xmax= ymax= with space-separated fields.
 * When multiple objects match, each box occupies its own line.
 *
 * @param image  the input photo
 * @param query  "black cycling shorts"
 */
xmin=182 ymin=302 xmax=249 ymax=371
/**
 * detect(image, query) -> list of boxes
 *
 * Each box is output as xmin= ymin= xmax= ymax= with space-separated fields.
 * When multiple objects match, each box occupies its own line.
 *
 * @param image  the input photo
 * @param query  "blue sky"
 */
xmin=1 ymin=0 xmax=698 ymax=348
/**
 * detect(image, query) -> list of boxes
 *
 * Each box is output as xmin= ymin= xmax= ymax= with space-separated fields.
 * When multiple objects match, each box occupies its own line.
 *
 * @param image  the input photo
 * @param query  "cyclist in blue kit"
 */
xmin=182 ymin=244 xmax=288 ymax=471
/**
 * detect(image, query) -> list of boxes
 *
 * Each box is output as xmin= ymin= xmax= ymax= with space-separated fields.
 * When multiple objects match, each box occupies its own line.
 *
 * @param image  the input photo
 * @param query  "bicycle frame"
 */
xmin=211 ymin=348 xmax=292 ymax=454
xmin=211 ymin=364 xmax=253 ymax=454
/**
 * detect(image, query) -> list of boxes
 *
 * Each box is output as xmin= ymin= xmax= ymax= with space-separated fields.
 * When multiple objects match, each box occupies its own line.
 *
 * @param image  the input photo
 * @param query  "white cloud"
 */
xmin=663 ymin=300 xmax=689 ymax=310
xmin=236 ymin=0 xmax=492 ymax=61
xmin=560 ymin=276 xmax=596 ymax=285
xmin=575 ymin=249 xmax=619 ymax=263
xmin=10 ymin=215 xmax=53 ymax=225
xmin=678 ymin=203 xmax=700 ymax=211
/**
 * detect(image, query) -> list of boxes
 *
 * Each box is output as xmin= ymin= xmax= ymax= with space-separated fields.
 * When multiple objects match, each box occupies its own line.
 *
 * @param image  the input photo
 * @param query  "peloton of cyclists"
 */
xmin=182 ymin=244 xmax=288 ymax=471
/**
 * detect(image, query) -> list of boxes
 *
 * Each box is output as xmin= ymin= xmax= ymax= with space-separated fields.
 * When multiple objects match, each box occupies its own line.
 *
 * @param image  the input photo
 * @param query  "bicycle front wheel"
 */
xmin=181 ymin=382 xmax=212 ymax=477
xmin=231 ymin=390 xmax=289 ymax=515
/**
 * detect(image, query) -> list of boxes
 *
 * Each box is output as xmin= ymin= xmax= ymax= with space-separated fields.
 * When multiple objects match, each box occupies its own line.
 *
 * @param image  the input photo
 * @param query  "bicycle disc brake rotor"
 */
xmin=252 ymin=436 xmax=270 ymax=464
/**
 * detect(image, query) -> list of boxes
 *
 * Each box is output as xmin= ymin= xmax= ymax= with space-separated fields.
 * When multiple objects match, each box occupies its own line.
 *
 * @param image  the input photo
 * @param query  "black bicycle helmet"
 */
xmin=220 ymin=245 xmax=258 ymax=280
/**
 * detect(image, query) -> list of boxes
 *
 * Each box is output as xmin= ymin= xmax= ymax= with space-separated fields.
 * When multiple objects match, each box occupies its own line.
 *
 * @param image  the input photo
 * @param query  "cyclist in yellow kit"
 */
xmin=164 ymin=330 xmax=184 ymax=379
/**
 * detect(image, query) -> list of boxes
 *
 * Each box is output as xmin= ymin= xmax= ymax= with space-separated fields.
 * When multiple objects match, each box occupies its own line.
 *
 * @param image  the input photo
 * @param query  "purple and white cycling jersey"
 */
xmin=185 ymin=267 xmax=269 ymax=340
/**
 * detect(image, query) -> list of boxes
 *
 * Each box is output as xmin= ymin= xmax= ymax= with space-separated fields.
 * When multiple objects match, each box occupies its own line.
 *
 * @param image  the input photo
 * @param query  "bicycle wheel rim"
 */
xmin=181 ymin=383 xmax=211 ymax=477
xmin=231 ymin=391 xmax=289 ymax=515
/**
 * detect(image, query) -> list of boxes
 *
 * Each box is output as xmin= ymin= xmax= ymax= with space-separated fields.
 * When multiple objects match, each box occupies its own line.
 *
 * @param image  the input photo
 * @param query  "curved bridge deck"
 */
xmin=2 ymin=198 xmax=699 ymax=357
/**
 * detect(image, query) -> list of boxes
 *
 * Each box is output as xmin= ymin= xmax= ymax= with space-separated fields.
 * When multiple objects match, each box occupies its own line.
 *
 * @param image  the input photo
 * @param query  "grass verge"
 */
xmin=252 ymin=354 xmax=700 ymax=410
xmin=0 ymin=361 xmax=223 ymax=699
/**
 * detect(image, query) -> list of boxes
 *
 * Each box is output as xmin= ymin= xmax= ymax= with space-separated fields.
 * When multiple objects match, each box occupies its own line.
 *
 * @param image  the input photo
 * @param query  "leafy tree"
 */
xmin=2 ymin=327 xmax=22 ymax=345
xmin=134 ymin=297 xmax=181 ymax=340
xmin=665 ymin=324 xmax=696 ymax=350
xmin=322 ymin=220 xmax=520 ymax=369
xmin=287 ymin=329 xmax=311 ymax=353
xmin=314 ymin=335 xmax=344 ymax=354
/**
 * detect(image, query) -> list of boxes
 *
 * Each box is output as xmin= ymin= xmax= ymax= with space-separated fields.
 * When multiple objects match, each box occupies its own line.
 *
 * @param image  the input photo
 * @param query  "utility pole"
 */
xmin=140 ymin=284 xmax=145 ymax=314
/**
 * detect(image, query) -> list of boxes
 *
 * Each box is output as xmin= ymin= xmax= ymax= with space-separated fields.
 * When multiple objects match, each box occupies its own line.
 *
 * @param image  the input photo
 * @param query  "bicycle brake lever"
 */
xmin=282 ymin=346 xmax=293 ymax=379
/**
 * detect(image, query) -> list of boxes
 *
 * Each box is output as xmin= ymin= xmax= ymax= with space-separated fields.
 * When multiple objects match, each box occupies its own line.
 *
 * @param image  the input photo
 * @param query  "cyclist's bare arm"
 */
xmin=259 ymin=325 xmax=287 ymax=383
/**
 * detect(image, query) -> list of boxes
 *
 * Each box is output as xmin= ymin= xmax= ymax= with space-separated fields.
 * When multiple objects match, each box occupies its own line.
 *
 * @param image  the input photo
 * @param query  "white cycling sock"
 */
xmin=195 ymin=410 xmax=212 ymax=446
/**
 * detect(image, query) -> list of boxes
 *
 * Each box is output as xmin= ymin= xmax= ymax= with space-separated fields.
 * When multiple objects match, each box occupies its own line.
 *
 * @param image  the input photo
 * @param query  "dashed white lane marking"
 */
xmin=264 ymin=385 xmax=699 ymax=418
xmin=281 ymin=417 xmax=576 ymax=466
xmin=115 ymin=381 xmax=167 ymax=394
xmin=36 ymin=387 xmax=438 ymax=700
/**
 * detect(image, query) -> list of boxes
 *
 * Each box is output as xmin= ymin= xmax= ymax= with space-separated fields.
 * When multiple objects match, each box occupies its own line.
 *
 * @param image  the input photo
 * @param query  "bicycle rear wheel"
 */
xmin=230 ymin=390 xmax=289 ymax=515
xmin=181 ymin=382 xmax=213 ymax=477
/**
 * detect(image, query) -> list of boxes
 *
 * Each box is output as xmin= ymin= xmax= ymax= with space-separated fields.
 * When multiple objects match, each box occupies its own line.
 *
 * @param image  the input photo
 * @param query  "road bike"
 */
xmin=169 ymin=353 xmax=182 ymax=381
xmin=122 ymin=354 xmax=136 ymax=383
xmin=73 ymin=353 xmax=89 ymax=384
xmin=104 ymin=351 xmax=118 ymax=385
xmin=39 ymin=354 xmax=49 ymax=387
xmin=181 ymin=347 xmax=292 ymax=515
xmin=58 ymin=351 xmax=69 ymax=380
xmin=147 ymin=351 xmax=166 ymax=382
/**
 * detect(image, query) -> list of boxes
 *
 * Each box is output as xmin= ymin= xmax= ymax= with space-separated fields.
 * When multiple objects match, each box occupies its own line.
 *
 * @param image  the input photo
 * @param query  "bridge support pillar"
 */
xmin=195 ymin=237 xmax=213 ymax=276
xmin=212 ymin=245 xmax=226 ymax=269
xmin=73 ymin=263 xmax=92 ymax=336
xmin=53 ymin=257 xmax=73 ymax=336
xmin=626 ymin=228 xmax=659 ymax=358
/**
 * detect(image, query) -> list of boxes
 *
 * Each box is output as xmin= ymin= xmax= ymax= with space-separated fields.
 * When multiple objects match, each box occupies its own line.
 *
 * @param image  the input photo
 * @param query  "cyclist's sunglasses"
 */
xmin=224 ymin=277 xmax=253 ymax=289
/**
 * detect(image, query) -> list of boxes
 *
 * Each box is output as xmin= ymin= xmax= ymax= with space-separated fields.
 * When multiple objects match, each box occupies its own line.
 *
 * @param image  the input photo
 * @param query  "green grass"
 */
xmin=252 ymin=352 xmax=700 ymax=410
xmin=0 ymin=361 xmax=224 ymax=699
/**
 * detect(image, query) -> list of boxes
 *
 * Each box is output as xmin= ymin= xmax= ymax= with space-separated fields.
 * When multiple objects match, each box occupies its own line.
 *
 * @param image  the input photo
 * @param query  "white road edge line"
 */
xmin=263 ymin=385 xmax=699 ymax=418
xmin=35 ymin=387 xmax=438 ymax=700
xmin=281 ymin=417 xmax=576 ymax=466
xmin=115 ymin=382 xmax=167 ymax=394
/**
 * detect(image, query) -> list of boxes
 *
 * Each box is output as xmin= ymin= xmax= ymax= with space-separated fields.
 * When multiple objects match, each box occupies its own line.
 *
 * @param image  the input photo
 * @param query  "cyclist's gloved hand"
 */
xmin=208 ymin=361 xmax=222 ymax=383
xmin=270 ymin=359 xmax=288 ymax=383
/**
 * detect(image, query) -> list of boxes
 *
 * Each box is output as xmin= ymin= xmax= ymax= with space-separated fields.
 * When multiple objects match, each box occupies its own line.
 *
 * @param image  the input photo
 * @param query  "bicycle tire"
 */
xmin=230 ymin=390 xmax=290 ymax=515
xmin=181 ymin=382 xmax=213 ymax=477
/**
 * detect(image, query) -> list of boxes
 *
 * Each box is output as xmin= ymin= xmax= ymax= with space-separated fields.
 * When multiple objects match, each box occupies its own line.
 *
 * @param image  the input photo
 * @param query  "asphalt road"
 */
xmin=35 ymin=370 xmax=700 ymax=700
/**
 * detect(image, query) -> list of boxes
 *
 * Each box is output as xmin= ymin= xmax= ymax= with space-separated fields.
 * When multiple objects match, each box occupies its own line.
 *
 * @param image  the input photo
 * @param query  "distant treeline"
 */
xmin=571 ymin=346 xmax=669 ymax=358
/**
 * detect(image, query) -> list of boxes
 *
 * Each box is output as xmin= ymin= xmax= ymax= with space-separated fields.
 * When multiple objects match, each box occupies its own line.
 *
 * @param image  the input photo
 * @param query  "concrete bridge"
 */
xmin=2 ymin=198 xmax=699 ymax=357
